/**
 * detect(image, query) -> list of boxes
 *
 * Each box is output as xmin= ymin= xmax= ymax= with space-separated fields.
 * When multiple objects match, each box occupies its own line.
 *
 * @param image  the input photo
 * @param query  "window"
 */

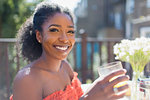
xmin=114 ymin=12 xmax=122 ymax=30
xmin=126 ymin=0 xmax=134 ymax=14
xmin=147 ymin=0 xmax=150 ymax=8
xmin=108 ymin=12 xmax=114 ymax=26
xmin=140 ymin=27 xmax=150 ymax=37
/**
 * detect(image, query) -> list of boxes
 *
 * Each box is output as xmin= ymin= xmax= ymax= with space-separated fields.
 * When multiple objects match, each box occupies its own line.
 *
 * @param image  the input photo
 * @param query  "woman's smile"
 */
xmin=54 ymin=45 xmax=70 ymax=51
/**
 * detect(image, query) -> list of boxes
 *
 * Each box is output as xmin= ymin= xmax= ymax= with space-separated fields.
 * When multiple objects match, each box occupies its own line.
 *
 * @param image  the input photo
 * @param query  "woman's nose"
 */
xmin=58 ymin=33 xmax=69 ymax=43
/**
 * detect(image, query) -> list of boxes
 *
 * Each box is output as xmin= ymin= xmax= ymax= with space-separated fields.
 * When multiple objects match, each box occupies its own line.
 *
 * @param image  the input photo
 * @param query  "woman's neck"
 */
xmin=33 ymin=54 xmax=63 ymax=72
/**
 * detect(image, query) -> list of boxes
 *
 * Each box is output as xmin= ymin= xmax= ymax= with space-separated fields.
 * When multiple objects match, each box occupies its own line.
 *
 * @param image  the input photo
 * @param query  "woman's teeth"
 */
xmin=55 ymin=46 xmax=68 ymax=51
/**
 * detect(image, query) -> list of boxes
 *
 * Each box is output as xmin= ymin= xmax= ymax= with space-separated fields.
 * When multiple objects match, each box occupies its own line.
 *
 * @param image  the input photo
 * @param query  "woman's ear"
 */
xmin=36 ymin=30 xmax=42 ymax=43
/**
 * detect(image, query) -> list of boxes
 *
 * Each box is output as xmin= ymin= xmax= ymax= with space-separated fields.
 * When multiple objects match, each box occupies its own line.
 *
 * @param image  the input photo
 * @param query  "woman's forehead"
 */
xmin=43 ymin=13 xmax=74 ymax=28
xmin=49 ymin=13 xmax=72 ymax=22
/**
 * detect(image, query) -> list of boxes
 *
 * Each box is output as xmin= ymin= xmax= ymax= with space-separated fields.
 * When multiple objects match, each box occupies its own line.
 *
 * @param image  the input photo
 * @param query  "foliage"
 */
xmin=0 ymin=0 xmax=43 ymax=38
xmin=0 ymin=0 xmax=43 ymax=99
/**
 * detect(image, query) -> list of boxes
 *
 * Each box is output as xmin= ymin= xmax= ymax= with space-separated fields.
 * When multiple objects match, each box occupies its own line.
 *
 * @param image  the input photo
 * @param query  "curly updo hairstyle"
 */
xmin=17 ymin=2 xmax=74 ymax=62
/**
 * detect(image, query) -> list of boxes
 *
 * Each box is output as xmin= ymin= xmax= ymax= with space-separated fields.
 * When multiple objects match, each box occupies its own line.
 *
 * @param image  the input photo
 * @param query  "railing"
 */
xmin=73 ymin=33 xmax=125 ymax=83
xmin=1 ymin=33 xmax=150 ymax=100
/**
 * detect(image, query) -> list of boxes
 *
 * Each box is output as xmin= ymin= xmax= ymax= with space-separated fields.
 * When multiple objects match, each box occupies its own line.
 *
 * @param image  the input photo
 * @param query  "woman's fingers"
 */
xmin=110 ymin=84 xmax=129 ymax=100
xmin=111 ymin=92 xmax=126 ymax=100
xmin=94 ymin=69 xmax=130 ymax=100
xmin=108 ymin=75 xmax=129 ymax=88
xmin=112 ymin=84 xmax=129 ymax=94
xmin=100 ymin=69 xmax=129 ymax=96
xmin=116 ymin=84 xmax=129 ymax=93
xmin=103 ymin=69 xmax=127 ymax=82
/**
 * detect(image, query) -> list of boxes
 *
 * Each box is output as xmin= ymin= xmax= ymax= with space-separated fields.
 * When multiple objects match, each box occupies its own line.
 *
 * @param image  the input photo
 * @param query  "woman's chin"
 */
xmin=54 ymin=55 xmax=68 ymax=60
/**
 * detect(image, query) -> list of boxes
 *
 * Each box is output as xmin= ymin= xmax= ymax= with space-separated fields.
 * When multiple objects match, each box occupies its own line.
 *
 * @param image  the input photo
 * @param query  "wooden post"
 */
xmin=107 ymin=42 xmax=116 ymax=63
xmin=91 ymin=42 xmax=94 ymax=81
xmin=73 ymin=44 xmax=77 ymax=72
xmin=16 ymin=44 xmax=20 ymax=72
xmin=0 ymin=16 xmax=2 ymax=37
xmin=5 ymin=44 xmax=10 ymax=99
xmin=81 ymin=31 xmax=87 ymax=83
xmin=99 ymin=42 xmax=102 ymax=66
xmin=107 ymin=42 xmax=111 ymax=63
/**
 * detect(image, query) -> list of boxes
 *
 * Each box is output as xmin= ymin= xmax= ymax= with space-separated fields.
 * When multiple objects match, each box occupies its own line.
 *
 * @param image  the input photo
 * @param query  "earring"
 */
xmin=38 ymin=40 xmax=41 ymax=43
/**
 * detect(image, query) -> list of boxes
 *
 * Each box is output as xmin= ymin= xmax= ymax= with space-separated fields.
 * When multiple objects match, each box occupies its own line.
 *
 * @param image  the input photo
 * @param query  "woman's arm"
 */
xmin=13 ymin=69 xmax=42 ymax=100
xmin=63 ymin=60 xmax=129 ymax=100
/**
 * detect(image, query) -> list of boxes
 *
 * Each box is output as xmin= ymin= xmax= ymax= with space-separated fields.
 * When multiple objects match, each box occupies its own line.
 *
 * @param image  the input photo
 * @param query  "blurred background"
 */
xmin=1 ymin=0 xmax=150 ymax=99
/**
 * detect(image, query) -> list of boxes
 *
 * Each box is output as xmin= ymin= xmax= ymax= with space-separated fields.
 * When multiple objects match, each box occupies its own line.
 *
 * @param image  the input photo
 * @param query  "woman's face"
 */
xmin=39 ymin=13 xmax=75 ymax=60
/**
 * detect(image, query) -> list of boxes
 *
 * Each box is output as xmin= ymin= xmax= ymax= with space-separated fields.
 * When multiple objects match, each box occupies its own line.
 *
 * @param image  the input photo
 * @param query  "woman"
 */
xmin=10 ymin=2 xmax=129 ymax=100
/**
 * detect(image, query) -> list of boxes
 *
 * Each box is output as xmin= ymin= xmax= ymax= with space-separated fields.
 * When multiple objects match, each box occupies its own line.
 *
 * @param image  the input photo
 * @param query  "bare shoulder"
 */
xmin=14 ymin=66 xmax=40 ymax=84
xmin=62 ymin=60 xmax=74 ymax=78
xmin=13 ymin=66 xmax=42 ymax=100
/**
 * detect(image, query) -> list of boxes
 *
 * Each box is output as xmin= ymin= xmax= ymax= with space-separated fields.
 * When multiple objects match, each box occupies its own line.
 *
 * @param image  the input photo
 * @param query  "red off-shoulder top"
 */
xmin=10 ymin=72 xmax=84 ymax=100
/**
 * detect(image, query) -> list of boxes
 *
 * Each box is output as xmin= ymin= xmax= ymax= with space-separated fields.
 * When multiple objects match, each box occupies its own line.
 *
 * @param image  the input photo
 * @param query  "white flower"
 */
xmin=113 ymin=44 xmax=120 ymax=54
xmin=121 ymin=39 xmax=131 ymax=44
xmin=129 ymin=49 xmax=134 ymax=55
xmin=133 ymin=45 xmax=141 ymax=50
xmin=143 ymin=46 xmax=150 ymax=55
xmin=113 ymin=37 xmax=150 ymax=66
xmin=126 ymin=56 xmax=129 ymax=62
xmin=119 ymin=52 xmax=126 ymax=57
xmin=115 ymin=56 xmax=119 ymax=60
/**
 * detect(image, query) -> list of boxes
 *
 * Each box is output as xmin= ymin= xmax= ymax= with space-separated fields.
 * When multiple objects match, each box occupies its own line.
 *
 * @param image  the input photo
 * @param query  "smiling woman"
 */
xmin=10 ymin=1 xmax=129 ymax=100
xmin=36 ymin=13 xmax=75 ymax=60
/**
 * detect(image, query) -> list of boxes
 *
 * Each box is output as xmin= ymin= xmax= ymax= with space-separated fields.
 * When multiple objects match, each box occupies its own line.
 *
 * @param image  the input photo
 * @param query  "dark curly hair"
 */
xmin=17 ymin=2 xmax=74 ymax=62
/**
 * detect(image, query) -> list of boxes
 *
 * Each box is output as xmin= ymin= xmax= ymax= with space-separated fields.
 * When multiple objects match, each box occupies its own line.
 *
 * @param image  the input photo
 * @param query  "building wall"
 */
xmin=75 ymin=0 xmax=126 ymax=38
xmin=131 ymin=0 xmax=150 ymax=37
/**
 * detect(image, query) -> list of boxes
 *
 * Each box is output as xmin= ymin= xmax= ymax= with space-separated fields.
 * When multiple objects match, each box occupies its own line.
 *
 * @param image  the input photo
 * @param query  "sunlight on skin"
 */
xmin=25 ymin=67 xmax=31 ymax=75
xmin=18 ymin=67 xmax=31 ymax=75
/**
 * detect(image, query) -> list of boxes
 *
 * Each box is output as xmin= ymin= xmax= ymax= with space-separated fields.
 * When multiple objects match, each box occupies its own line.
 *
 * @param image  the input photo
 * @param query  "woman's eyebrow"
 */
xmin=48 ymin=24 xmax=74 ymax=28
xmin=67 ymin=25 xmax=74 ymax=28
xmin=48 ymin=24 xmax=61 ymax=28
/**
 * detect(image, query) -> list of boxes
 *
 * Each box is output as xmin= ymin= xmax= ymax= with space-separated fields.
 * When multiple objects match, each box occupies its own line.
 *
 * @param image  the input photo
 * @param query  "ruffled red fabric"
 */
xmin=10 ymin=72 xmax=83 ymax=100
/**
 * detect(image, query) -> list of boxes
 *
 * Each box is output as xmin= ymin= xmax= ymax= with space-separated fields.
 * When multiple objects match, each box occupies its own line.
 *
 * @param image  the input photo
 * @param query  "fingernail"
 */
xmin=123 ymin=69 xmax=127 ymax=73
xmin=126 ymin=75 xmax=130 ymax=79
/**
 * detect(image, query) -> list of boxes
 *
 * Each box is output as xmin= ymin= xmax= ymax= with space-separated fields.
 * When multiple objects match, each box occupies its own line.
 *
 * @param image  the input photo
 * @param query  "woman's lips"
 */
xmin=54 ymin=45 xmax=69 ymax=51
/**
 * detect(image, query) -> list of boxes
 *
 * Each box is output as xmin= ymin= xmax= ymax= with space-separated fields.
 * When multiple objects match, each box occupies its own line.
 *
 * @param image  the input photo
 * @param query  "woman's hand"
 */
xmin=80 ymin=69 xmax=129 ymax=100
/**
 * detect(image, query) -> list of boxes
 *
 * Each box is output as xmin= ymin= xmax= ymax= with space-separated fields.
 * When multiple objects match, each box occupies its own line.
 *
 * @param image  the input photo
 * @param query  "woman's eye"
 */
xmin=67 ymin=30 xmax=75 ymax=34
xmin=49 ymin=28 xmax=59 ymax=32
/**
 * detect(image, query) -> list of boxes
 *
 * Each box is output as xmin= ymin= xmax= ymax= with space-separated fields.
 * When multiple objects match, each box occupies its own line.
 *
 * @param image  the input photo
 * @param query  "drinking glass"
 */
xmin=97 ymin=61 xmax=127 ymax=89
